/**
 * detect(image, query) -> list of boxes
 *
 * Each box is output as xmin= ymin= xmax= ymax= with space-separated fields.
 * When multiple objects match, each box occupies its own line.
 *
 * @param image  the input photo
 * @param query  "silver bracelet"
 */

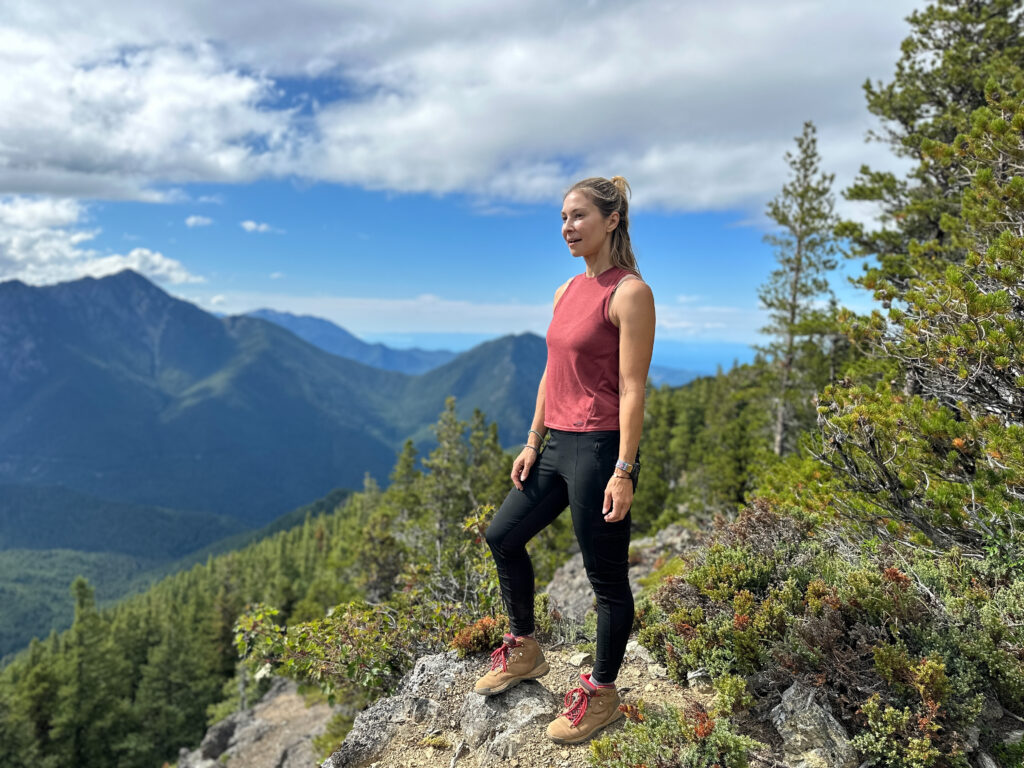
xmin=523 ymin=444 xmax=539 ymax=454
xmin=528 ymin=429 xmax=544 ymax=442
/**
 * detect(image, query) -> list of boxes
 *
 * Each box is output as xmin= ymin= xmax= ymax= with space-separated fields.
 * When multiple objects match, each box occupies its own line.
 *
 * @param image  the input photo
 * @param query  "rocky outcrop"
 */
xmin=322 ymin=652 xmax=476 ymax=768
xmin=177 ymin=678 xmax=335 ymax=768
xmin=770 ymin=682 xmax=858 ymax=768
xmin=545 ymin=523 xmax=695 ymax=621
xmin=321 ymin=641 xmax=722 ymax=768
xmin=460 ymin=681 xmax=559 ymax=766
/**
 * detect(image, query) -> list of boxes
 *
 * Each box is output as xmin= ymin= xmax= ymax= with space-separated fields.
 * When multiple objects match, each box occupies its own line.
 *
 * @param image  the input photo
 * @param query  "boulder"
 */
xmin=324 ymin=652 xmax=475 ymax=768
xmin=625 ymin=639 xmax=654 ymax=664
xmin=770 ymin=682 xmax=859 ymax=768
xmin=460 ymin=680 xmax=558 ymax=764
xmin=198 ymin=713 xmax=242 ymax=759
xmin=686 ymin=668 xmax=713 ymax=693
xmin=322 ymin=696 xmax=402 ymax=768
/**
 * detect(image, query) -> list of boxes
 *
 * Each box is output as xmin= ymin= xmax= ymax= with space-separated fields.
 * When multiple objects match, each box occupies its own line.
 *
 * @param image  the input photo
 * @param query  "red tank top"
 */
xmin=544 ymin=266 xmax=634 ymax=431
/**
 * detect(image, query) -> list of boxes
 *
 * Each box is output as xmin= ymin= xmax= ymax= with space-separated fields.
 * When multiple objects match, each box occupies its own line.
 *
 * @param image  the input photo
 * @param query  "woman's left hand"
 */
xmin=602 ymin=475 xmax=633 ymax=523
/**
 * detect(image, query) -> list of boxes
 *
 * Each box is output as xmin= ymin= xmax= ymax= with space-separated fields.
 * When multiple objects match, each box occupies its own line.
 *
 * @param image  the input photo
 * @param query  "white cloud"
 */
xmin=0 ymin=196 xmax=203 ymax=285
xmin=185 ymin=215 xmax=212 ymax=227
xmin=269 ymin=271 xmax=285 ymax=279
xmin=0 ymin=0 xmax=918 ymax=211
xmin=240 ymin=220 xmax=278 ymax=233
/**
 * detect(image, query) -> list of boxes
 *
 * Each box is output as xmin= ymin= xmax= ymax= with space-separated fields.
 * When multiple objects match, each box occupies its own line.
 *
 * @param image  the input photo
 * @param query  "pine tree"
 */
xmin=49 ymin=578 xmax=132 ymax=767
xmin=759 ymin=121 xmax=839 ymax=456
xmin=815 ymin=86 xmax=1024 ymax=556
xmin=839 ymin=0 xmax=1024 ymax=296
xmin=421 ymin=397 xmax=475 ymax=546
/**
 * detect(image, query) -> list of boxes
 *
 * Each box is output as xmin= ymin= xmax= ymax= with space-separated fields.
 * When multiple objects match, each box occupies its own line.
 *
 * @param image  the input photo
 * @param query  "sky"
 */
xmin=0 ymin=0 xmax=921 ymax=372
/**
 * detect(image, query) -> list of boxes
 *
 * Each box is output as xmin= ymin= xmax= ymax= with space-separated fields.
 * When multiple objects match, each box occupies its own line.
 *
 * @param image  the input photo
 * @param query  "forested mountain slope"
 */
xmin=0 ymin=270 xmax=544 ymax=525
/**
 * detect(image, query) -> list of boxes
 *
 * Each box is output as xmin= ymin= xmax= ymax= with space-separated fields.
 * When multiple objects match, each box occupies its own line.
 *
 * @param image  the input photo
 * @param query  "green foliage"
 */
xmin=839 ymin=0 xmax=1024 ymax=295
xmin=814 ymin=90 xmax=1024 ymax=559
xmin=232 ymin=404 xmax=518 ymax=706
xmin=635 ymin=497 xmax=1023 ymax=761
xmin=759 ymin=121 xmax=847 ymax=458
xmin=589 ymin=700 xmax=765 ymax=768
xmin=631 ymin=365 xmax=781 ymax=530
xmin=993 ymin=739 xmax=1024 ymax=768
xmin=850 ymin=695 xmax=948 ymax=768
xmin=685 ymin=545 xmax=774 ymax=601
xmin=0 ymin=401 xmax=533 ymax=768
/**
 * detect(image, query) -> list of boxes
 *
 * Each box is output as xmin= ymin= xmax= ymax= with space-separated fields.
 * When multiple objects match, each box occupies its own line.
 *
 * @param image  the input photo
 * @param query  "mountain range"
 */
xmin=0 ymin=269 xmax=550 ymax=657
xmin=246 ymin=308 xmax=457 ymax=374
xmin=0 ymin=269 xmax=546 ymax=527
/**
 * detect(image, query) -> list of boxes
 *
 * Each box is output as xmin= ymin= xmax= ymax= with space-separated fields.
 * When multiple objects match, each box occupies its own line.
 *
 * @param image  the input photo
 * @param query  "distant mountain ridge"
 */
xmin=247 ymin=308 xmax=456 ymax=374
xmin=252 ymin=308 xmax=703 ymax=388
xmin=0 ymin=270 xmax=545 ymax=528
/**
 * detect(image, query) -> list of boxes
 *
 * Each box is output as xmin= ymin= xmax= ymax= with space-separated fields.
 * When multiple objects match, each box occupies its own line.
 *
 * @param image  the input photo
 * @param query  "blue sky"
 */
xmin=0 ymin=0 xmax=919 ymax=373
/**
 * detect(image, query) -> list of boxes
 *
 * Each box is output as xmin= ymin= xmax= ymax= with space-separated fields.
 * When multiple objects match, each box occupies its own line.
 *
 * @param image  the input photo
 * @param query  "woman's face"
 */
xmin=561 ymin=190 xmax=618 ymax=260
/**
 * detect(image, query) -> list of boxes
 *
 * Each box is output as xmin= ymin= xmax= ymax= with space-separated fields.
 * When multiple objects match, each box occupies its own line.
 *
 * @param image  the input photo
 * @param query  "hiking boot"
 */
xmin=546 ymin=673 xmax=623 ymax=744
xmin=473 ymin=634 xmax=549 ymax=696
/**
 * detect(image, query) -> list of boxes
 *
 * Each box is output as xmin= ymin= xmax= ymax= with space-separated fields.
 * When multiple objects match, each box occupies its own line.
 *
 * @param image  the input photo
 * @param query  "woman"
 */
xmin=473 ymin=176 xmax=656 ymax=744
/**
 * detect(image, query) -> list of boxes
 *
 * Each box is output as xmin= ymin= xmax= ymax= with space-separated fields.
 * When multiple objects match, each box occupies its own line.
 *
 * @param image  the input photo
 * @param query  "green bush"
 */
xmin=589 ymin=700 xmax=764 ymax=768
xmin=634 ymin=498 xmax=1023 ymax=764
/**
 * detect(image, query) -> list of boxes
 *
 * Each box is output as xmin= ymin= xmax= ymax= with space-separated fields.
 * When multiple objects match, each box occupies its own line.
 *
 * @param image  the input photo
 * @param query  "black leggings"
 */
xmin=485 ymin=428 xmax=634 ymax=683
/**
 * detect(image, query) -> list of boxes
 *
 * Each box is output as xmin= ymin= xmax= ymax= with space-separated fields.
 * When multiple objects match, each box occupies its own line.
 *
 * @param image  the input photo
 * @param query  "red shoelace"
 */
xmin=560 ymin=687 xmax=590 ymax=726
xmin=489 ymin=638 xmax=518 ymax=672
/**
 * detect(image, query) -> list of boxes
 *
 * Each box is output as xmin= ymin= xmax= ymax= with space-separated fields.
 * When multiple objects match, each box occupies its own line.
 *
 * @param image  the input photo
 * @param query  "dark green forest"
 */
xmin=2 ymin=2 xmax=1024 ymax=766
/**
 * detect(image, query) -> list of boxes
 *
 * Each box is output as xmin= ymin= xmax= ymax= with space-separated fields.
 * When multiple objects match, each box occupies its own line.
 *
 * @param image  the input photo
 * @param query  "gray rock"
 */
xmin=770 ymin=682 xmax=859 ymax=768
xmin=545 ymin=557 xmax=594 ymax=622
xmin=460 ymin=680 xmax=558 ymax=757
xmin=687 ymin=668 xmax=713 ymax=693
xmin=178 ymin=708 xmax=267 ymax=767
xmin=966 ymin=726 xmax=981 ymax=751
xmin=569 ymin=651 xmax=593 ymax=667
xmin=404 ymin=696 xmax=439 ymax=724
xmin=227 ymin=716 xmax=271 ymax=754
xmin=322 ymin=695 xmax=403 ymax=768
xmin=402 ymin=652 xmax=476 ymax=703
xmin=1004 ymin=730 xmax=1024 ymax=746
xmin=176 ymin=746 xmax=216 ymax=768
xmin=199 ymin=714 xmax=241 ymax=759
xmin=625 ymin=639 xmax=654 ymax=663
xmin=648 ymin=664 xmax=668 ymax=678
xmin=324 ymin=652 xmax=475 ymax=768
xmin=976 ymin=753 xmax=1000 ymax=768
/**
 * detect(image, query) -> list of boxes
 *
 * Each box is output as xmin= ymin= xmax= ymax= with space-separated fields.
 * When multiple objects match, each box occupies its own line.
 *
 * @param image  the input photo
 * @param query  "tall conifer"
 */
xmin=759 ymin=121 xmax=838 ymax=456
xmin=839 ymin=0 xmax=1024 ymax=295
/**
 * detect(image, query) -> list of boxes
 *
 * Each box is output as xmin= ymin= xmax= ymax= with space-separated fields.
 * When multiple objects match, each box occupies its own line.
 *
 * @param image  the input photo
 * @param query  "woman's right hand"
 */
xmin=511 ymin=447 xmax=538 ymax=490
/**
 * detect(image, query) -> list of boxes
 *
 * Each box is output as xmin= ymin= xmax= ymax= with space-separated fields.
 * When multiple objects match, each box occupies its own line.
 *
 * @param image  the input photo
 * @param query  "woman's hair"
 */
xmin=565 ymin=176 xmax=639 ymax=275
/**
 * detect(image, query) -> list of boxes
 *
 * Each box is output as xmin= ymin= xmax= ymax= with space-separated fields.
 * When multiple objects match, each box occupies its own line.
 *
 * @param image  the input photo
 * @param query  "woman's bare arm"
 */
xmin=603 ymin=278 xmax=655 ymax=521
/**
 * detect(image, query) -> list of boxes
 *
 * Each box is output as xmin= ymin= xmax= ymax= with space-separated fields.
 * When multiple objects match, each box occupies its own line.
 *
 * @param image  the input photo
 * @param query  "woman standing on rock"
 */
xmin=474 ymin=176 xmax=656 ymax=744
